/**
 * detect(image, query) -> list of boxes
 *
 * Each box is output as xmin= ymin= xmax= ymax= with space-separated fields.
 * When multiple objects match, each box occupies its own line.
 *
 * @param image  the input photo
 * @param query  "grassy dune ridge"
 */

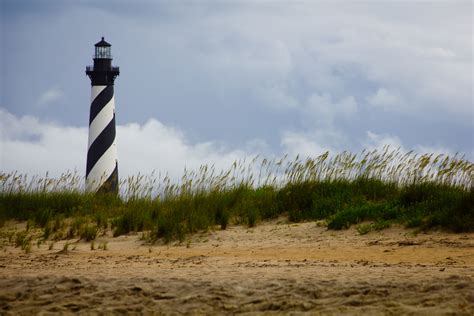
xmin=1 ymin=148 xmax=473 ymax=245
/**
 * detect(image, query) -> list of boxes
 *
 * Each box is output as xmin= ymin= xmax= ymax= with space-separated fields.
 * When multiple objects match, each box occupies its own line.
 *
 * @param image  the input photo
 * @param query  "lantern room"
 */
xmin=86 ymin=37 xmax=119 ymax=86
xmin=94 ymin=37 xmax=112 ymax=59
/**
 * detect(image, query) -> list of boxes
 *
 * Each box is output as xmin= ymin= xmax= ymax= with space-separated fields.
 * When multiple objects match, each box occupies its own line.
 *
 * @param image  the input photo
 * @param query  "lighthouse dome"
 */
xmin=95 ymin=37 xmax=111 ymax=47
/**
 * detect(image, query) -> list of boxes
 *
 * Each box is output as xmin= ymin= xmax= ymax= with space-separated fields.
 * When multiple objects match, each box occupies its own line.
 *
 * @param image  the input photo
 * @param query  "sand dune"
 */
xmin=1 ymin=220 xmax=473 ymax=314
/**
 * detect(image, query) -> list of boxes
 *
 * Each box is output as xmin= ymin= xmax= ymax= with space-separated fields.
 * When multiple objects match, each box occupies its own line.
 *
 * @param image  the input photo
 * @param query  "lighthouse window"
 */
xmin=95 ymin=46 xmax=111 ymax=58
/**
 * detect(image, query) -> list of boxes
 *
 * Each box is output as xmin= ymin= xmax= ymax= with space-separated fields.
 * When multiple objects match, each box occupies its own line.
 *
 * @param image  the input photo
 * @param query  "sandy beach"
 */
xmin=0 ymin=220 xmax=473 ymax=315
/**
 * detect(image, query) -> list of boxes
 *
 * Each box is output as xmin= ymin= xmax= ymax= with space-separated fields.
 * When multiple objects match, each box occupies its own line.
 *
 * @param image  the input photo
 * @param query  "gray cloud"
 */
xmin=1 ymin=1 xmax=472 ymax=169
xmin=3 ymin=108 xmax=467 ymax=181
xmin=37 ymin=87 xmax=64 ymax=106
xmin=0 ymin=108 xmax=260 ymax=179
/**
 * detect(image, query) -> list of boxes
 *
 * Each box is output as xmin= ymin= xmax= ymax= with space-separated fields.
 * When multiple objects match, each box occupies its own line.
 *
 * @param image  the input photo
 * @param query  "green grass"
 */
xmin=1 ymin=148 xmax=473 ymax=243
xmin=79 ymin=225 xmax=98 ymax=241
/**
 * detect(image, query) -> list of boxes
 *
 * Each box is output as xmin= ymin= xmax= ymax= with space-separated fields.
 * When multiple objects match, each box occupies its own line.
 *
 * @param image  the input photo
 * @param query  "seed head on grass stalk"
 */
xmin=1 ymin=147 xmax=473 ymax=240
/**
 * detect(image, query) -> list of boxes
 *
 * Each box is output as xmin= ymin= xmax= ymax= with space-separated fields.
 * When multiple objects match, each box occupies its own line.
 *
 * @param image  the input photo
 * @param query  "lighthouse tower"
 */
xmin=85 ymin=37 xmax=120 ymax=194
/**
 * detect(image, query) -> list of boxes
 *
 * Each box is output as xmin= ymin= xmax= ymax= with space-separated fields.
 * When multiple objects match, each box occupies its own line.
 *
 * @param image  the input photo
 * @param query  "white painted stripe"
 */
xmin=88 ymin=96 xmax=115 ymax=147
xmin=91 ymin=85 xmax=106 ymax=103
xmin=86 ymin=141 xmax=118 ymax=192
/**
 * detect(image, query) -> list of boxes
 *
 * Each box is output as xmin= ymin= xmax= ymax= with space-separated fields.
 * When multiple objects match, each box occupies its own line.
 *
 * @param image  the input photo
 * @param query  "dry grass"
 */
xmin=1 ymin=147 xmax=472 ymax=243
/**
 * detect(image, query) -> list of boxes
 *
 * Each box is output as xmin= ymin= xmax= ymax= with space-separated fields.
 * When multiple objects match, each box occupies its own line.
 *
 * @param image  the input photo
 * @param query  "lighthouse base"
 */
xmin=96 ymin=162 xmax=118 ymax=194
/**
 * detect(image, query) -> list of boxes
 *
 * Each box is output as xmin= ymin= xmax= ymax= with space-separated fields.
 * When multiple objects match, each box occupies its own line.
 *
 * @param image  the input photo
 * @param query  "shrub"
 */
xmin=1 ymin=148 xmax=472 ymax=241
xmin=80 ymin=225 xmax=98 ymax=241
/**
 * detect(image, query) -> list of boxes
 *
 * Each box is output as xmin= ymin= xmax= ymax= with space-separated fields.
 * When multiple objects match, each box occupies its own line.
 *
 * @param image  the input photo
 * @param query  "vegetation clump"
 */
xmin=1 ymin=148 xmax=473 ymax=243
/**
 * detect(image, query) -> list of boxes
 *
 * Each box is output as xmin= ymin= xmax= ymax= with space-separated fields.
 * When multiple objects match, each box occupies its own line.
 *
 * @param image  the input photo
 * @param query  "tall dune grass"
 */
xmin=1 ymin=147 xmax=473 ymax=243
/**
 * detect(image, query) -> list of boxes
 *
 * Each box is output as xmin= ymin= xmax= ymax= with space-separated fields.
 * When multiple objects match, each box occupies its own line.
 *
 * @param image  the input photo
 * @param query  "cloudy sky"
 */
xmin=1 ymin=1 xmax=472 ymax=179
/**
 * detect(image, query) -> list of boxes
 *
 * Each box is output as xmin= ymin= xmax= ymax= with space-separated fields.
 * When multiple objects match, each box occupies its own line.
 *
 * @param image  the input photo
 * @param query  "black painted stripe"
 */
xmin=89 ymin=85 xmax=114 ymax=125
xmin=86 ymin=114 xmax=116 ymax=177
xmin=97 ymin=162 xmax=119 ymax=194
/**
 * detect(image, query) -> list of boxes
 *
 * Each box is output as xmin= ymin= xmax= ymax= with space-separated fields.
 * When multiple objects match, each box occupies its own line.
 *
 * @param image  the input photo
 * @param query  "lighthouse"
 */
xmin=85 ymin=37 xmax=120 ymax=194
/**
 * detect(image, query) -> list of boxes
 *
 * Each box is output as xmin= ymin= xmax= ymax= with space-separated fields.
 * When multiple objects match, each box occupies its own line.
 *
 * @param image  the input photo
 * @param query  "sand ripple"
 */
xmin=1 ymin=221 xmax=473 ymax=314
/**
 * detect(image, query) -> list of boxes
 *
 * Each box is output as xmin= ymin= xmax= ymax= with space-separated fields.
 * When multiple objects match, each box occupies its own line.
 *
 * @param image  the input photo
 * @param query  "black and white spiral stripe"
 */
xmin=86 ymin=85 xmax=118 ymax=193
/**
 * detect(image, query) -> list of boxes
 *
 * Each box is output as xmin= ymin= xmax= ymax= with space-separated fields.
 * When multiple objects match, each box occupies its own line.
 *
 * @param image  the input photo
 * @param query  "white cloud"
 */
xmin=363 ymin=131 xmax=462 ymax=158
xmin=280 ymin=129 xmax=341 ymax=158
xmin=1 ymin=109 xmax=468 ymax=187
xmin=363 ymin=131 xmax=404 ymax=151
xmin=284 ymin=4 xmax=472 ymax=118
xmin=414 ymin=144 xmax=455 ymax=158
xmin=117 ymin=120 xmax=254 ymax=179
xmin=281 ymin=132 xmax=326 ymax=158
xmin=367 ymin=88 xmax=402 ymax=110
xmin=256 ymin=84 xmax=299 ymax=110
xmin=305 ymin=93 xmax=357 ymax=126
xmin=0 ymin=108 xmax=87 ymax=177
xmin=294 ymin=93 xmax=357 ymax=155
xmin=361 ymin=131 xmax=470 ymax=162
xmin=4 ymin=1 xmax=474 ymax=168
xmin=37 ymin=87 xmax=64 ymax=106
xmin=0 ymin=108 xmax=257 ymax=180
xmin=0 ymin=109 xmax=44 ymax=140
xmin=3 ymin=2 xmax=472 ymax=163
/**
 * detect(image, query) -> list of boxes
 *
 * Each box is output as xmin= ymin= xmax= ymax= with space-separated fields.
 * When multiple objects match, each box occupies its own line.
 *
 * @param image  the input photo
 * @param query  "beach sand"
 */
xmin=0 ymin=220 xmax=473 ymax=315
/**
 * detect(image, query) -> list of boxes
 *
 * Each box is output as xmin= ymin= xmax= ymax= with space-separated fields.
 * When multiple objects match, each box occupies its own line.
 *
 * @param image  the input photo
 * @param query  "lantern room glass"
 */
xmin=95 ymin=46 xmax=111 ymax=59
